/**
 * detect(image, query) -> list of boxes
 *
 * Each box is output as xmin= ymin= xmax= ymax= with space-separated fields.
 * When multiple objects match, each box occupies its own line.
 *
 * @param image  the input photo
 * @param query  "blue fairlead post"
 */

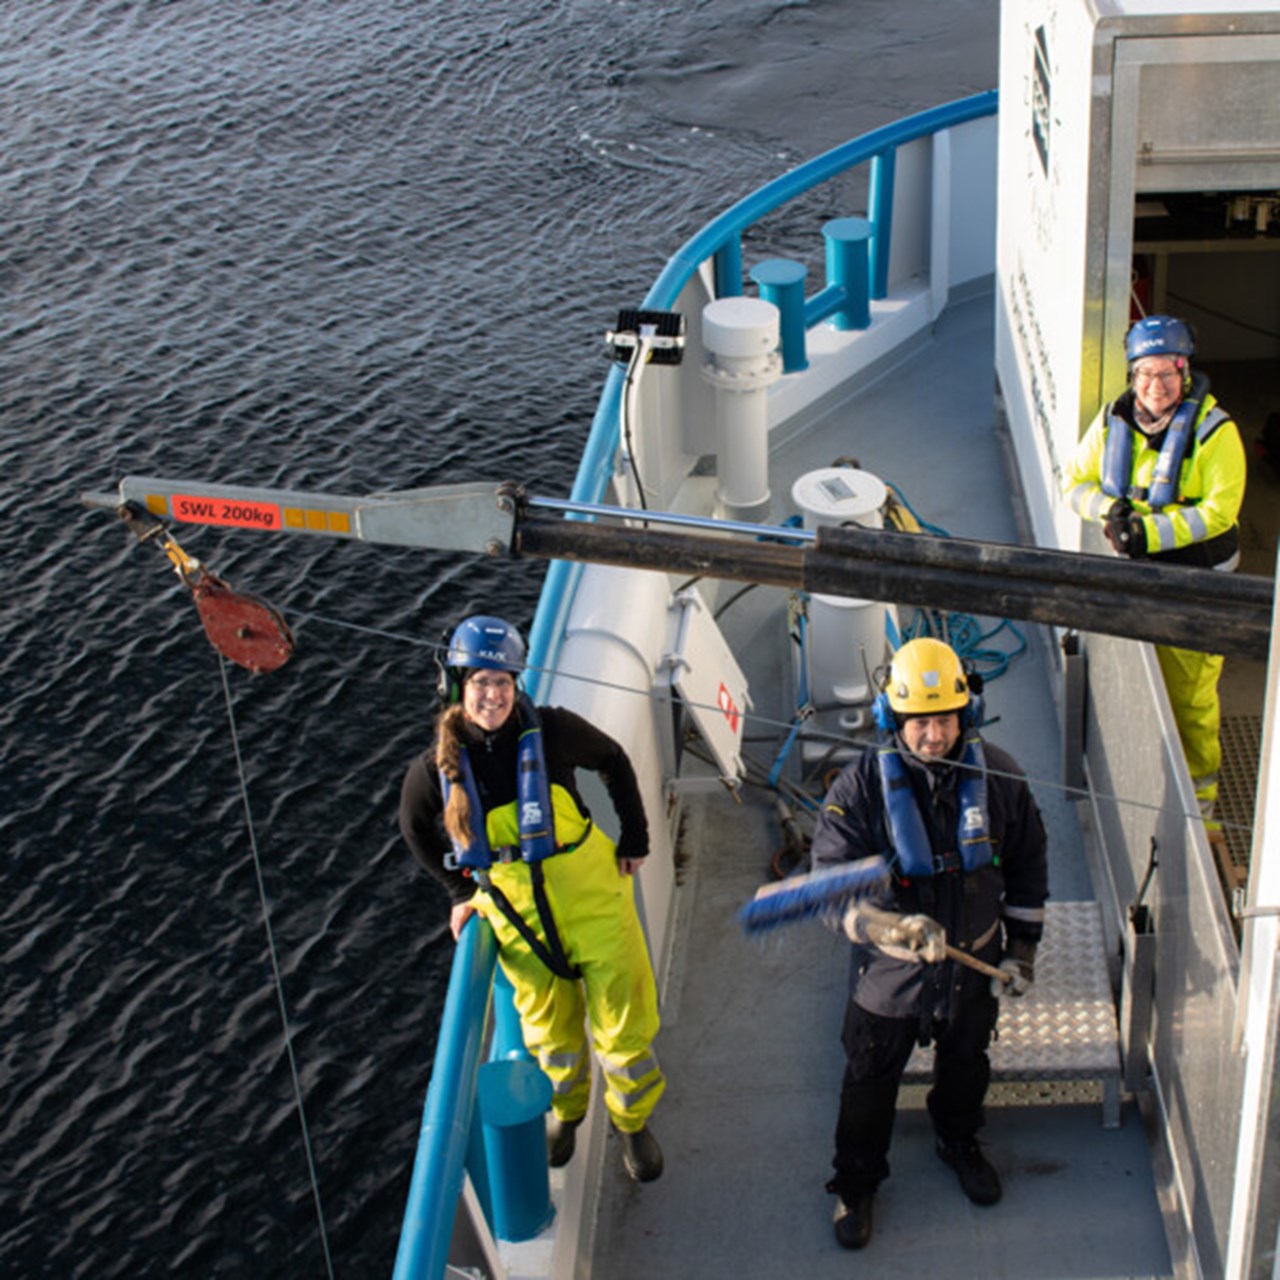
xmin=750 ymin=258 xmax=809 ymax=373
xmin=466 ymin=967 xmax=536 ymax=1233
xmin=477 ymin=1058 xmax=555 ymax=1242
xmin=479 ymin=964 xmax=552 ymax=1240
xmin=714 ymin=236 xmax=744 ymax=300
xmin=822 ymin=216 xmax=873 ymax=330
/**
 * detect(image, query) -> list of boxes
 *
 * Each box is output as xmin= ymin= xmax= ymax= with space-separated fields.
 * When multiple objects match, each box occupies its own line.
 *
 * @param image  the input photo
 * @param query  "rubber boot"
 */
xmin=615 ymin=1124 xmax=663 ymax=1182
xmin=547 ymin=1115 xmax=582 ymax=1169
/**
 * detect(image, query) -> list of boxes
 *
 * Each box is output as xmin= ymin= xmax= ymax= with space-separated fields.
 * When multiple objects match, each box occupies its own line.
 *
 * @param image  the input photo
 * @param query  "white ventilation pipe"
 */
xmin=700 ymin=297 xmax=781 ymax=521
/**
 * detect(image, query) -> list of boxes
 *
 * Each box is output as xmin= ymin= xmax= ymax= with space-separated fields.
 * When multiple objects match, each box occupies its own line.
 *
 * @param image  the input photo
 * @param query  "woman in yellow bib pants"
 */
xmin=399 ymin=615 xmax=664 ymax=1182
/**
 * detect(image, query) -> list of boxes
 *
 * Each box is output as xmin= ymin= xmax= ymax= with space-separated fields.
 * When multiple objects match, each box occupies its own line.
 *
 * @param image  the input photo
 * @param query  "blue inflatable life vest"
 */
xmin=441 ymin=695 xmax=558 ymax=871
xmin=1101 ymin=375 xmax=1225 ymax=509
xmin=876 ymin=730 xmax=995 ymax=877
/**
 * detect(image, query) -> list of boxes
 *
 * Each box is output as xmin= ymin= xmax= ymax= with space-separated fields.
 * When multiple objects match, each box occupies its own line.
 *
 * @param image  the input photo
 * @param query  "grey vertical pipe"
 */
xmin=1061 ymin=631 xmax=1086 ymax=792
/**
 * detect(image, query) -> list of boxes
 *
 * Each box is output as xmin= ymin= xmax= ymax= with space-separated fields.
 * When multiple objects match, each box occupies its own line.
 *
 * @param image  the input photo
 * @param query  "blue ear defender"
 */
xmin=435 ymin=629 xmax=462 ymax=705
xmin=872 ymin=691 xmax=896 ymax=732
xmin=872 ymin=670 xmax=981 ymax=731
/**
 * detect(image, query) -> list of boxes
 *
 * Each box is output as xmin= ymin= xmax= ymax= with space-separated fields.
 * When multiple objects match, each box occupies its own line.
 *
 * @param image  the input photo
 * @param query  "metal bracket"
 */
xmin=605 ymin=309 xmax=686 ymax=366
xmin=82 ymin=477 xmax=520 ymax=556
xmin=1232 ymin=887 xmax=1280 ymax=921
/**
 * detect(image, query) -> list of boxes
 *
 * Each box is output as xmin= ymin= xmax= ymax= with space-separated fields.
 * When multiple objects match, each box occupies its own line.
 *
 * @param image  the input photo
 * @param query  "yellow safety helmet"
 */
xmin=885 ymin=637 xmax=969 ymax=716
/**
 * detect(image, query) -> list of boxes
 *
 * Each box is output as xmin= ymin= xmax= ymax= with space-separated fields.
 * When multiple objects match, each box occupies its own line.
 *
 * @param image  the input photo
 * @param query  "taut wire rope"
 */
xmin=218 ymin=656 xmax=336 ymax=1280
xmin=290 ymin=606 xmax=1251 ymax=840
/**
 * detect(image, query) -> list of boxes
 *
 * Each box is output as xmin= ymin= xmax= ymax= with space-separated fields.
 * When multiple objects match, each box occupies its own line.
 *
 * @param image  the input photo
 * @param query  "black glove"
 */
xmin=991 ymin=936 xmax=1037 ymax=999
xmin=1104 ymin=500 xmax=1146 ymax=558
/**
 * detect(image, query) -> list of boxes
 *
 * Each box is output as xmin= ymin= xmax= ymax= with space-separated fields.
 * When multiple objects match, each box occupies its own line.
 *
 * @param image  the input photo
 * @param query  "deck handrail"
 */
xmin=392 ymin=918 xmax=498 ymax=1280
xmin=526 ymin=89 xmax=997 ymax=700
xmin=394 ymin=90 xmax=999 ymax=1278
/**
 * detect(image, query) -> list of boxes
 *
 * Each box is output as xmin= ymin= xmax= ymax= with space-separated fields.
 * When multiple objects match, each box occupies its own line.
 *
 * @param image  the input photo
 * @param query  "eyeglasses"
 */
xmin=468 ymin=673 xmax=515 ymax=692
xmin=1132 ymin=369 xmax=1182 ymax=386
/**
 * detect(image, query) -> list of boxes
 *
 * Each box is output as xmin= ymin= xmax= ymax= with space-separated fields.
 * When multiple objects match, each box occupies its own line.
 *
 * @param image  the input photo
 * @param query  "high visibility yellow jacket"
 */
xmin=1064 ymin=386 xmax=1245 ymax=567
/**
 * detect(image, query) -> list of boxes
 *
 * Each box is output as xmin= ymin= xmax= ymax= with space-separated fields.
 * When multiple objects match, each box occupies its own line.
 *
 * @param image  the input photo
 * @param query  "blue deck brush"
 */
xmin=739 ymin=856 xmax=890 ymax=934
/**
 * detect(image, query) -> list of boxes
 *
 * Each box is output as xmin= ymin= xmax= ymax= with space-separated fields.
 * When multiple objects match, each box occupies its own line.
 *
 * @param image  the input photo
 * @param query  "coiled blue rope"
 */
xmin=884 ymin=480 xmax=1028 ymax=682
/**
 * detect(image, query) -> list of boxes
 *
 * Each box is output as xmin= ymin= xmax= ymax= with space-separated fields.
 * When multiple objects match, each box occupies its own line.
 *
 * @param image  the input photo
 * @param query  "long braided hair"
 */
xmin=435 ymin=703 xmax=475 ymax=848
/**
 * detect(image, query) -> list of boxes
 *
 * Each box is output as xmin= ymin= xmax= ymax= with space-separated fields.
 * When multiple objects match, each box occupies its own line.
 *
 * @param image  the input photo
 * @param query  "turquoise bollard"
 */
xmin=823 ymin=217 xmax=873 ymax=330
xmin=750 ymin=258 xmax=809 ymax=372
xmin=476 ymin=1058 xmax=555 ymax=1242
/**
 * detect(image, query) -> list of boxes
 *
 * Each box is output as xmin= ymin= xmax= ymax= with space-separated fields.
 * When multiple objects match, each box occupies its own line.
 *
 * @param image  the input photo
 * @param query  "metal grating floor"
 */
xmin=904 ymin=901 xmax=1121 ymax=1126
xmin=1219 ymin=714 xmax=1262 ymax=873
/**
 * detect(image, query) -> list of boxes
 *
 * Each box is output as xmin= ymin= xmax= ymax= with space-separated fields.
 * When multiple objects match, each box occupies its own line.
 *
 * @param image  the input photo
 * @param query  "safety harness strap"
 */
xmin=1101 ymin=375 xmax=1211 ymax=508
xmin=475 ymin=867 xmax=582 ymax=981
xmin=877 ymin=731 xmax=995 ymax=878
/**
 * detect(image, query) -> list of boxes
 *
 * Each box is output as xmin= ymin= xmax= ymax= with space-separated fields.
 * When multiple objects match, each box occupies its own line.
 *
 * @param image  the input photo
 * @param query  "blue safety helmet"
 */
xmin=1125 ymin=315 xmax=1194 ymax=365
xmin=439 ymin=615 xmax=525 ymax=704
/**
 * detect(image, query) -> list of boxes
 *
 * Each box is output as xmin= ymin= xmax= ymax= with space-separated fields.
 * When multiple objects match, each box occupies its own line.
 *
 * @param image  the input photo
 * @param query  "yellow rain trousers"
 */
xmin=472 ymin=785 xmax=664 ymax=1133
xmin=1157 ymin=643 xmax=1223 ymax=820
xmin=1064 ymin=394 xmax=1243 ymax=824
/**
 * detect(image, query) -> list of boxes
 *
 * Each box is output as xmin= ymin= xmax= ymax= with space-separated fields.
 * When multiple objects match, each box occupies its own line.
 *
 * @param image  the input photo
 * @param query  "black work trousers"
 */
xmin=829 ymin=992 xmax=998 ymax=1199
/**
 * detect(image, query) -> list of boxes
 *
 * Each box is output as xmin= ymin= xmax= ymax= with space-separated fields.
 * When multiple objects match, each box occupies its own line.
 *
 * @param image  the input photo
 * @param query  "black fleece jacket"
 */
xmin=399 ymin=704 xmax=649 ymax=906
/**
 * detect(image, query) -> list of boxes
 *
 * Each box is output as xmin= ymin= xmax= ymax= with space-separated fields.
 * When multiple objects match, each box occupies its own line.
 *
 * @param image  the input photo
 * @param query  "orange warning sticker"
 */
xmin=172 ymin=493 xmax=283 ymax=530
xmin=717 ymin=682 xmax=741 ymax=733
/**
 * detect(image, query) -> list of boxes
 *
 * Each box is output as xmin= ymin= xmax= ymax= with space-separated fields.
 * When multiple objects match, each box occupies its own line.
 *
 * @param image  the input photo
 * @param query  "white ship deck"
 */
xmin=586 ymin=292 xmax=1176 ymax=1278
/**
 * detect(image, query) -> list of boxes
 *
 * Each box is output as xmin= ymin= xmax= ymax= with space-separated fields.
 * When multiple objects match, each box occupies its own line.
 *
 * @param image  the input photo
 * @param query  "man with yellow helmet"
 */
xmin=811 ymin=637 xmax=1048 ymax=1250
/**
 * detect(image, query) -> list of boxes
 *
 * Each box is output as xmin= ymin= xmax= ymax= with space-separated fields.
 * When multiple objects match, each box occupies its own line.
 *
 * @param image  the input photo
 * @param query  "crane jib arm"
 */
xmin=81 ymin=477 xmax=1273 ymax=661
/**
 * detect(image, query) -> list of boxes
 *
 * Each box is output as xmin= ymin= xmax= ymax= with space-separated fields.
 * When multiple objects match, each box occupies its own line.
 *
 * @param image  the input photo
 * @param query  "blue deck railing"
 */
xmin=526 ymin=89 xmax=996 ymax=699
xmin=393 ymin=88 xmax=998 ymax=1278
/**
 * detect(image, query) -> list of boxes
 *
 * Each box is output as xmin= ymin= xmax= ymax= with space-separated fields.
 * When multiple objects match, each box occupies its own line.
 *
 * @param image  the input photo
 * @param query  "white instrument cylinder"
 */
xmin=790 ymin=467 xmax=896 ymax=743
xmin=700 ymin=297 xmax=781 ymax=521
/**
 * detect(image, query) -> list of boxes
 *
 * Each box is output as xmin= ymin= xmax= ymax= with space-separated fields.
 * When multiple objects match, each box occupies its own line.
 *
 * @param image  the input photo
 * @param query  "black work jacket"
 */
xmin=810 ymin=736 xmax=1048 ymax=1022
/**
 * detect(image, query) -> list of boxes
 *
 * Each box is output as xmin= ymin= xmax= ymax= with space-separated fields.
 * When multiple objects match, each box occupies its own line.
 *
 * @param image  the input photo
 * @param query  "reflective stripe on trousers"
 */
xmin=1156 ymin=643 xmax=1224 ymax=815
xmin=474 ymin=807 xmax=664 ymax=1130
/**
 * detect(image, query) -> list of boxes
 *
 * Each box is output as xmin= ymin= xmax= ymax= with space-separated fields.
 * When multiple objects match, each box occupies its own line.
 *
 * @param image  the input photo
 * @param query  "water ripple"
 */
xmin=0 ymin=0 xmax=997 ymax=1272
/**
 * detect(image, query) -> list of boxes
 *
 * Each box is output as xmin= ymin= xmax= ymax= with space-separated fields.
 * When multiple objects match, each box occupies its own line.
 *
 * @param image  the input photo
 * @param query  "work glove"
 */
xmin=991 ymin=936 xmax=1037 ymax=998
xmin=1104 ymin=499 xmax=1147 ymax=558
xmin=843 ymin=902 xmax=947 ymax=963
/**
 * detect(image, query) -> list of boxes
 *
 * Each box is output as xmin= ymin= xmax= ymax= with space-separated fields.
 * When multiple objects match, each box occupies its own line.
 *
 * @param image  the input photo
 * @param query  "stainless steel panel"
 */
xmin=1130 ymin=35 xmax=1280 ymax=193
xmin=1083 ymin=620 xmax=1243 ymax=1280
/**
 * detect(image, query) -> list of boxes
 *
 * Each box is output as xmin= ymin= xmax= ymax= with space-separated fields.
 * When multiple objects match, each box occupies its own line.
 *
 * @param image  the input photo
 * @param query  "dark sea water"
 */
xmin=0 ymin=2 xmax=997 ymax=1274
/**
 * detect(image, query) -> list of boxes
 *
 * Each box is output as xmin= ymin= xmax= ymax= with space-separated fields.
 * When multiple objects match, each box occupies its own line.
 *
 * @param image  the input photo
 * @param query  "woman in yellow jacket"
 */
xmin=1063 ymin=315 xmax=1246 ymax=819
xmin=399 ymin=615 xmax=664 ymax=1182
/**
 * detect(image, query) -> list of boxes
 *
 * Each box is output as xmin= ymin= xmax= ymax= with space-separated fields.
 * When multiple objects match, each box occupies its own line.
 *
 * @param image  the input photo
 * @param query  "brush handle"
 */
xmin=946 ymin=944 xmax=1011 ymax=983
